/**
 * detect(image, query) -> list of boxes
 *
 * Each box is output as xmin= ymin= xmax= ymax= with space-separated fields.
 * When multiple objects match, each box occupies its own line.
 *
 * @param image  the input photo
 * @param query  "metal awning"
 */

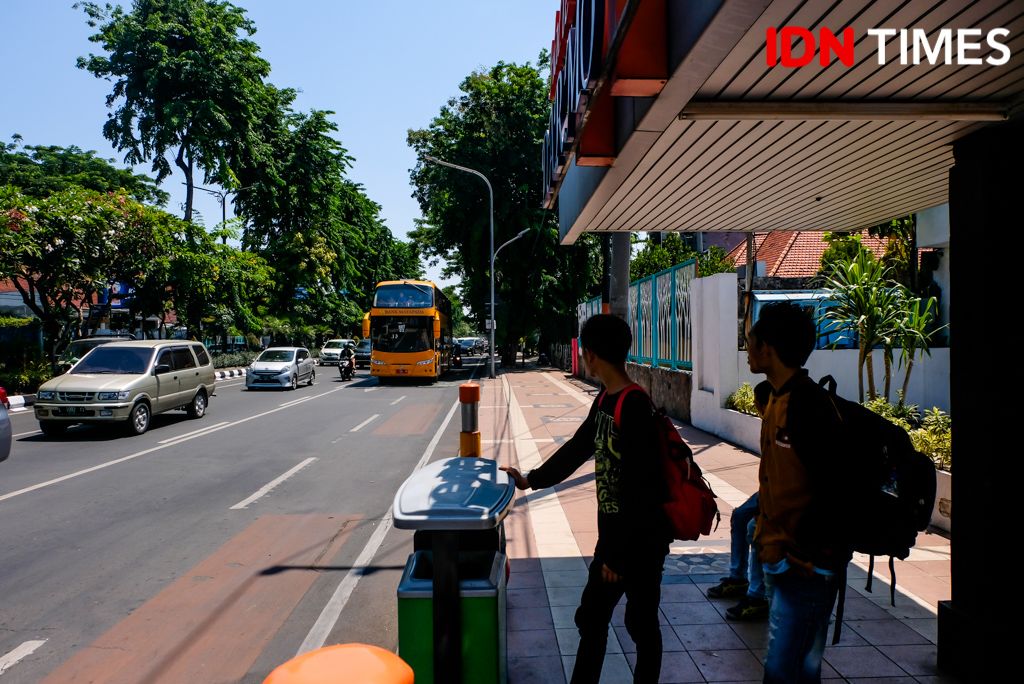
xmin=561 ymin=0 xmax=1024 ymax=243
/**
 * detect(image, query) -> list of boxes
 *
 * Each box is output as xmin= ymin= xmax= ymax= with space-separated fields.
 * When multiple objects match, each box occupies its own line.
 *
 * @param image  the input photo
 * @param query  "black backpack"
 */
xmin=818 ymin=375 xmax=937 ymax=643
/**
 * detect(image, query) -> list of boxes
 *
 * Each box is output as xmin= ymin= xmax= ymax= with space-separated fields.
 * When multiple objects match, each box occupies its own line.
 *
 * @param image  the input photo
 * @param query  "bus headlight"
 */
xmin=415 ymin=359 xmax=434 ymax=366
xmin=371 ymin=359 xmax=386 ymax=366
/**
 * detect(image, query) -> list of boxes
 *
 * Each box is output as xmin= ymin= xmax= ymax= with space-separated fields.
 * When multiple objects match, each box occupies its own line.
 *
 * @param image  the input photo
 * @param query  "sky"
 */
xmin=0 ymin=0 xmax=558 ymax=286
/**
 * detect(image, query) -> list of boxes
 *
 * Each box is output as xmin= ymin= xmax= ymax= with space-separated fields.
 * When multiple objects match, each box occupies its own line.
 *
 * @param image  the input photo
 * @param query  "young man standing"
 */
xmin=502 ymin=314 xmax=671 ymax=684
xmin=747 ymin=303 xmax=848 ymax=683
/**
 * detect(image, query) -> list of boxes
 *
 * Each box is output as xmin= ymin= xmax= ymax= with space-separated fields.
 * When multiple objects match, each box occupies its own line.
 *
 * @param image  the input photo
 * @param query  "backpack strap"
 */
xmin=832 ymin=564 xmax=848 ymax=645
xmin=610 ymin=383 xmax=645 ymax=428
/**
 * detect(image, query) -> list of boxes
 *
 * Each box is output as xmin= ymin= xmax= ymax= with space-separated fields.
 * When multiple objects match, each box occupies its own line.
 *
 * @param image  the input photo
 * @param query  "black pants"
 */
xmin=571 ymin=555 xmax=665 ymax=684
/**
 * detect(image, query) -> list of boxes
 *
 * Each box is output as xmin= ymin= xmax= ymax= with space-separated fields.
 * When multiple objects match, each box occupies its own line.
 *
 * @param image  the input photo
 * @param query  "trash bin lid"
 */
xmin=393 ymin=457 xmax=515 ymax=530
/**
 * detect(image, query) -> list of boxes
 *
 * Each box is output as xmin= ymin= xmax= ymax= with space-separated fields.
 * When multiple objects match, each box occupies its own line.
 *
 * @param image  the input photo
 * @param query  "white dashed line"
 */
xmin=229 ymin=458 xmax=317 ymax=510
xmin=349 ymin=414 xmax=380 ymax=432
xmin=0 ymin=640 xmax=47 ymax=675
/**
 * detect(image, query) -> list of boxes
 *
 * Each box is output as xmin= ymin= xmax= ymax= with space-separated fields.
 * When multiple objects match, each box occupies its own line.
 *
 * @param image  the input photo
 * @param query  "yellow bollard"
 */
xmin=458 ymin=382 xmax=482 ymax=457
xmin=263 ymin=643 xmax=414 ymax=684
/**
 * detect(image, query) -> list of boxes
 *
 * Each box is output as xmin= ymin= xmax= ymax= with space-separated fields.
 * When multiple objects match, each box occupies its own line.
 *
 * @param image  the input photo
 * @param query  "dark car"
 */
xmin=354 ymin=339 xmax=372 ymax=368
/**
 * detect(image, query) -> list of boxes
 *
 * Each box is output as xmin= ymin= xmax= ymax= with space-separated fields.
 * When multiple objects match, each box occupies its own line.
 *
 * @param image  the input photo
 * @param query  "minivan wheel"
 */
xmin=127 ymin=402 xmax=151 ymax=436
xmin=308 ymin=369 xmax=315 ymax=386
xmin=186 ymin=390 xmax=207 ymax=418
xmin=39 ymin=421 xmax=66 ymax=437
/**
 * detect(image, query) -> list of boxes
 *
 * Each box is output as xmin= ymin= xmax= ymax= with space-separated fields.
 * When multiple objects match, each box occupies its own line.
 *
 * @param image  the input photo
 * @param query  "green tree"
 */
xmin=819 ymin=231 xmax=871 ymax=275
xmin=1 ymin=137 xmax=167 ymax=204
xmin=408 ymin=56 xmax=599 ymax=361
xmin=0 ymin=185 xmax=180 ymax=357
xmin=77 ymin=0 xmax=274 ymax=222
xmin=443 ymin=284 xmax=474 ymax=337
xmin=631 ymin=234 xmax=733 ymax=281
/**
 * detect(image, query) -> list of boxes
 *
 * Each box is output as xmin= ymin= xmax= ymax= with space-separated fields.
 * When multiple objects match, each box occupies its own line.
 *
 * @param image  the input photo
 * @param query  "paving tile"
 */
xmin=510 ymin=587 xmax=553 ymax=608
xmin=877 ymin=644 xmax=939 ymax=676
xmin=550 ymin=604 xmax=578 ymax=628
xmin=902 ymin=618 xmax=938 ymax=644
xmin=689 ymin=648 xmax=765 ymax=682
xmin=659 ymin=583 xmax=707 ymax=602
xmin=509 ymin=607 xmax=554 ymax=631
xmin=614 ymin=624 xmax=685 ymax=653
xmin=847 ymin=619 xmax=931 ymax=645
xmin=914 ymin=675 xmax=962 ymax=684
xmin=624 ymin=651 xmax=704 ymax=682
xmin=846 ymin=678 xmax=917 ymax=683
xmin=671 ymin=622 xmax=748 ymax=651
xmin=561 ymin=654 xmax=634 ymax=683
xmin=509 ymin=571 xmax=546 ymax=589
xmin=555 ymin=626 xmax=622 ymax=655
xmin=661 ymin=574 xmax=694 ymax=585
xmin=613 ymin=602 xmax=669 ymax=627
xmin=510 ymin=558 xmax=542 ymax=574
xmin=508 ymin=655 xmax=567 ymax=684
xmin=544 ymin=569 xmax=589 ymax=587
xmin=828 ymin=623 xmax=869 ymax=647
xmin=508 ymin=628 xmax=561 ymax=657
xmin=661 ymin=600 xmax=728 ymax=625
xmin=825 ymin=645 xmax=909 ymax=678
xmin=547 ymin=585 xmax=585 ymax=607
xmin=837 ymin=596 xmax=894 ymax=620
xmin=724 ymin=621 xmax=769 ymax=649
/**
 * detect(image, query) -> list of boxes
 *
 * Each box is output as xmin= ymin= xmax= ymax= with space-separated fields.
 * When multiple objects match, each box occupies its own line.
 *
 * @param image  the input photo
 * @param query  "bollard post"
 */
xmin=263 ymin=643 xmax=413 ymax=684
xmin=459 ymin=382 xmax=481 ymax=457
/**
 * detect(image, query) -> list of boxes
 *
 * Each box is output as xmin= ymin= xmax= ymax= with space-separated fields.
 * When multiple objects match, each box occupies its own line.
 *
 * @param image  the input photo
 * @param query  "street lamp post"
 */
xmin=190 ymin=183 xmax=251 ymax=244
xmin=422 ymin=155 xmax=498 ymax=378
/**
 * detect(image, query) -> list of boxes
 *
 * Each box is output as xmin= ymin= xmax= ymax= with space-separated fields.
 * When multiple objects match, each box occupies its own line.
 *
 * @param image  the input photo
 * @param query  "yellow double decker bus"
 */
xmin=362 ymin=280 xmax=454 ymax=381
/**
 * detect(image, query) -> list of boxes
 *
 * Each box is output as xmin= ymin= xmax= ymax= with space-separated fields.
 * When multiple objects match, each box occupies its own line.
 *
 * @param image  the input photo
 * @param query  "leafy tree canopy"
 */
xmin=408 ymin=55 xmax=600 ymax=354
xmin=1 ymin=138 xmax=168 ymax=205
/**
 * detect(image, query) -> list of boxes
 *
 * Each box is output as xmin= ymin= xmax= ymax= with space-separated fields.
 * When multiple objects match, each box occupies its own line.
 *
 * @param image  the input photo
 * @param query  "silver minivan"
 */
xmin=34 ymin=340 xmax=217 ymax=437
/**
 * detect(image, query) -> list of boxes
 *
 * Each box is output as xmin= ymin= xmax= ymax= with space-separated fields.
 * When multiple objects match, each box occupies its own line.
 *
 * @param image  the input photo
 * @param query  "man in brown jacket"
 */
xmin=748 ymin=302 xmax=847 ymax=683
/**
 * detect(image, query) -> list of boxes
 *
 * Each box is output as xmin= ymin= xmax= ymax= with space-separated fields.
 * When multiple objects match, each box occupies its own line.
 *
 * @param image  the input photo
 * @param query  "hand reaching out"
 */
xmin=500 ymin=465 xmax=530 ymax=490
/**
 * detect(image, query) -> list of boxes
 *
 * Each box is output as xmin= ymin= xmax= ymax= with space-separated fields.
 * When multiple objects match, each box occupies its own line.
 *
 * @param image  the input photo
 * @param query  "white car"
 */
xmin=318 ymin=339 xmax=353 ymax=366
xmin=246 ymin=347 xmax=316 ymax=390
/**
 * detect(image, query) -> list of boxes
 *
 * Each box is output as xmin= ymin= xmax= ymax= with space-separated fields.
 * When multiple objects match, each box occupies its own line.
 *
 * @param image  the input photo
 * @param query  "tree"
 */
xmin=819 ymin=231 xmax=872 ymax=275
xmin=0 ymin=186 xmax=181 ymax=357
xmin=77 ymin=0 xmax=274 ymax=222
xmin=443 ymin=285 xmax=473 ymax=337
xmin=1 ymin=137 xmax=168 ymax=205
xmin=408 ymin=55 xmax=600 ymax=361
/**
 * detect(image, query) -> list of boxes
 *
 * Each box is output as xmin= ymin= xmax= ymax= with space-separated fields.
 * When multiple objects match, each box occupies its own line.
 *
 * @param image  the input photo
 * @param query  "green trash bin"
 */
xmin=397 ymin=549 xmax=507 ymax=684
xmin=393 ymin=457 xmax=515 ymax=684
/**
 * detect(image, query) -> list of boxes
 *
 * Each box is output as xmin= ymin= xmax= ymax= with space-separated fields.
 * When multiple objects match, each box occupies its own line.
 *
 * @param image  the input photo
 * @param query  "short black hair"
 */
xmin=749 ymin=302 xmax=816 ymax=368
xmin=580 ymin=313 xmax=632 ymax=364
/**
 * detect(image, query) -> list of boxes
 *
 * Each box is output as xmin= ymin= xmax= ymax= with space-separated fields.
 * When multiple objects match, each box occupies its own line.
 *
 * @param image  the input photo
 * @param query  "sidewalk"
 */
xmin=479 ymin=368 xmax=954 ymax=684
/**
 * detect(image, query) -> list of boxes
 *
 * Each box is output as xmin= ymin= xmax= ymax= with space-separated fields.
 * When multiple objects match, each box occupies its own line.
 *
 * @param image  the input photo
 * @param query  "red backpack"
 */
xmin=599 ymin=384 xmax=720 ymax=541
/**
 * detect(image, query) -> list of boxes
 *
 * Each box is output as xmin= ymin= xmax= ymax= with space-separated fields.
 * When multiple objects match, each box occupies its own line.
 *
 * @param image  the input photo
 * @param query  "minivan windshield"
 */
xmin=323 ymin=340 xmax=346 ymax=349
xmin=257 ymin=350 xmax=295 ymax=362
xmin=70 ymin=347 xmax=154 ymax=375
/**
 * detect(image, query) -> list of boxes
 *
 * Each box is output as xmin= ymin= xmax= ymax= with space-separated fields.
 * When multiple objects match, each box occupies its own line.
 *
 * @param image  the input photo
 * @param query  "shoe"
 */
xmin=725 ymin=596 xmax=769 ymax=621
xmin=706 ymin=577 xmax=749 ymax=598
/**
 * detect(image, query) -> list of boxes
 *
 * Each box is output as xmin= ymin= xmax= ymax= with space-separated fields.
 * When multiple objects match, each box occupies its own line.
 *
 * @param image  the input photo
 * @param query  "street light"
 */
xmin=189 ymin=183 xmax=252 ymax=244
xmin=421 ymin=155 xmax=498 ymax=378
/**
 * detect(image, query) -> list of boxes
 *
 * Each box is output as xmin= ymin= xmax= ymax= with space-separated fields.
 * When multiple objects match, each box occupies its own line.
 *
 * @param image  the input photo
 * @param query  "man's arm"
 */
xmin=502 ymin=399 xmax=599 ymax=490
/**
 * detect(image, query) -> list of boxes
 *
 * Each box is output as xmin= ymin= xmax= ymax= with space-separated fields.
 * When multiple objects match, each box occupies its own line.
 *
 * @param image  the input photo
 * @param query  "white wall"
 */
xmin=690 ymin=272 xmax=951 ymax=453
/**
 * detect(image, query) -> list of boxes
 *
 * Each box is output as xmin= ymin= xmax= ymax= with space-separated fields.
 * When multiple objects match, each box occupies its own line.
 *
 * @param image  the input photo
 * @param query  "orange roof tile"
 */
xmin=726 ymin=231 xmax=889 ymax=278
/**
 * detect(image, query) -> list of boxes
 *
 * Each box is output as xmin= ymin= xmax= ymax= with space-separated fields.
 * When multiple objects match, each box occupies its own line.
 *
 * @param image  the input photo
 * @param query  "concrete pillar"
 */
xmin=608 ymin=232 xmax=631 ymax=319
xmin=939 ymin=117 xmax=1021 ymax=681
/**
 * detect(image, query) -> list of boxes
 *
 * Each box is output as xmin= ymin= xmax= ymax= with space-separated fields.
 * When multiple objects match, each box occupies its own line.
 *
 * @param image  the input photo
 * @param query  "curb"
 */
xmin=7 ymin=394 xmax=35 ymax=410
xmin=215 ymin=369 xmax=248 ymax=380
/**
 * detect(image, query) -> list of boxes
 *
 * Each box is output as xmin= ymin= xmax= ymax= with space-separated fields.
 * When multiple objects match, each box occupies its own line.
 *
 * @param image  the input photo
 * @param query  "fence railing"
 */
xmin=577 ymin=259 xmax=696 ymax=370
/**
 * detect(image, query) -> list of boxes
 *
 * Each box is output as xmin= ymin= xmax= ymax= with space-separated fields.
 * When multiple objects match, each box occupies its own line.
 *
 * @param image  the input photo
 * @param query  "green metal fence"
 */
xmin=577 ymin=259 xmax=696 ymax=370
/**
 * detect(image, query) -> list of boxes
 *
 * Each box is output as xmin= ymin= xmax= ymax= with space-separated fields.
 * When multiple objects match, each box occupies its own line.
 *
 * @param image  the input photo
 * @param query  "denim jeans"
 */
xmin=762 ymin=569 xmax=840 ymax=683
xmin=729 ymin=492 xmax=765 ymax=600
xmin=571 ymin=555 xmax=665 ymax=684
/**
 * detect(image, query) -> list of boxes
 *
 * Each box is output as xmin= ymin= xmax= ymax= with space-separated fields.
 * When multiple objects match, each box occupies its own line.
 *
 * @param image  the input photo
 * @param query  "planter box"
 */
xmin=721 ymin=408 xmax=762 ymax=454
xmin=931 ymin=469 xmax=951 ymax=533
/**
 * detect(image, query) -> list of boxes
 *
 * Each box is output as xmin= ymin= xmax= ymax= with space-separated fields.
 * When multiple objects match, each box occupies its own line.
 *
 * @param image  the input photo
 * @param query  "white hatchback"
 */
xmin=318 ymin=339 xmax=353 ymax=366
xmin=246 ymin=347 xmax=316 ymax=390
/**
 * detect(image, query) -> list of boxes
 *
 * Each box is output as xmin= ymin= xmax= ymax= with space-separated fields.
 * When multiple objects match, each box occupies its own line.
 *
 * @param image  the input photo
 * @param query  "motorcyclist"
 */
xmin=339 ymin=341 xmax=356 ymax=379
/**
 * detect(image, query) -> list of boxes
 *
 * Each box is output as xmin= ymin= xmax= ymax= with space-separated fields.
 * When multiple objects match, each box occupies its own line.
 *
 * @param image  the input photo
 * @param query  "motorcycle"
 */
xmin=339 ymin=356 xmax=355 ymax=381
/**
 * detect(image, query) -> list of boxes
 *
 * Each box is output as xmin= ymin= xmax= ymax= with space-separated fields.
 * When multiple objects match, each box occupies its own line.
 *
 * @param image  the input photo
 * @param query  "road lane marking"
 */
xmin=363 ymin=387 xmax=378 ymax=393
xmin=230 ymin=458 xmax=318 ymax=510
xmin=390 ymin=395 xmax=406 ymax=405
xmin=349 ymin=414 xmax=380 ymax=432
xmin=217 ymin=381 xmax=245 ymax=388
xmin=157 ymin=421 xmax=230 ymax=444
xmin=0 ymin=640 xmax=46 ymax=675
xmin=0 ymin=386 xmax=349 ymax=504
xmin=279 ymin=396 xmax=315 ymax=408
xmin=298 ymin=397 xmax=462 ymax=654
xmin=13 ymin=429 xmax=41 ymax=438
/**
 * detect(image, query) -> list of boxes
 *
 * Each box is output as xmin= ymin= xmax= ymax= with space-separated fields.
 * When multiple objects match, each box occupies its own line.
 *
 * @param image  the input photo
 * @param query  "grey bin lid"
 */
xmin=393 ymin=457 xmax=515 ymax=530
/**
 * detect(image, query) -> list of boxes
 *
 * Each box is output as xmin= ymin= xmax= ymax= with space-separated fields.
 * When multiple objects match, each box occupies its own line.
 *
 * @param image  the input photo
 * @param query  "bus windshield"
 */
xmin=373 ymin=284 xmax=433 ymax=308
xmin=371 ymin=316 xmax=433 ymax=353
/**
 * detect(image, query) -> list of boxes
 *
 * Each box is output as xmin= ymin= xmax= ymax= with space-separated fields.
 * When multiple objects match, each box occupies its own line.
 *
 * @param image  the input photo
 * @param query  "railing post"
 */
xmin=652 ymin=276 xmax=659 ymax=366
xmin=459 ymin=382 xmax=481 ymax=457
xmin=670 ymin=267 xmax=678 ymax=369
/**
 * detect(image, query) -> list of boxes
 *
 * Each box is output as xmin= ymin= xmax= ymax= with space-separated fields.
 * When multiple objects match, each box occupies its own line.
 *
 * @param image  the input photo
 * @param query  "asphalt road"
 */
xmin=0 ymin=357 xmax=485 ymax=683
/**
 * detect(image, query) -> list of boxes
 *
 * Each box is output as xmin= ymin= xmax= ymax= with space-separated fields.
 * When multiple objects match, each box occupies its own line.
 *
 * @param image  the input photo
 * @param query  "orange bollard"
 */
xmin=263 ymin=643 xmax=413 ymax=684
xmin=458 ymin=382 xmax=482 ymax=457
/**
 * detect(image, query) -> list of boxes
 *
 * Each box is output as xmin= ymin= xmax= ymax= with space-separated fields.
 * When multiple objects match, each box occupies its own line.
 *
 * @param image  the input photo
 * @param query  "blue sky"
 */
xmin=0 ymin=0 xmax=557 ymax=285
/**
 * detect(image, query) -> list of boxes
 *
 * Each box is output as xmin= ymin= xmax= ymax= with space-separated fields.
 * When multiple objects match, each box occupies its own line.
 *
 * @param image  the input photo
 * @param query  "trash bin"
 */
xmin=393 ymin=457 xmax=515 ymax=684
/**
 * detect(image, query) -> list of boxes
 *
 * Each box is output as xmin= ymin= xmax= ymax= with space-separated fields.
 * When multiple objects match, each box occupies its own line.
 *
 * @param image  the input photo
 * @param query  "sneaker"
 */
xmin=725 ymin=596 xmax=769 ymax=621
xmin=706 ymin=577 xmax=749 ymax=599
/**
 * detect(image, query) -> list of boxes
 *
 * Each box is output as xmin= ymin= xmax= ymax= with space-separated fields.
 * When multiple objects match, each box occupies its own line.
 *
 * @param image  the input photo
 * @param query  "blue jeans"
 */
xmin=729 ymin=492 xmax=765 ymax=600
xmin=762 ymin=569 xmax=839 ymax=683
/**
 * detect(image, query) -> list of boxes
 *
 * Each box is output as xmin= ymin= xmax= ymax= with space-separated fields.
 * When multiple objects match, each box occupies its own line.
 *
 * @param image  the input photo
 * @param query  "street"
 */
xmin=0 ymin=359 xmax=482 ymax=683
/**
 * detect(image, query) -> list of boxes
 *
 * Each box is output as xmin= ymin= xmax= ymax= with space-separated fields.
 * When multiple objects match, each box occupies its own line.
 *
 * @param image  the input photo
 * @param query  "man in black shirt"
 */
xmin=502 ymin=314 xmax=671 ymax=684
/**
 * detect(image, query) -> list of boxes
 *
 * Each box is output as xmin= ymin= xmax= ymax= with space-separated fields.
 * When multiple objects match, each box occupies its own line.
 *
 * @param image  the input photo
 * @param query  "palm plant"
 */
xmin=897 ymin=296 xmax=942 ymax=402
xmin=821 ymin=251 xmax=904 ymax=401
